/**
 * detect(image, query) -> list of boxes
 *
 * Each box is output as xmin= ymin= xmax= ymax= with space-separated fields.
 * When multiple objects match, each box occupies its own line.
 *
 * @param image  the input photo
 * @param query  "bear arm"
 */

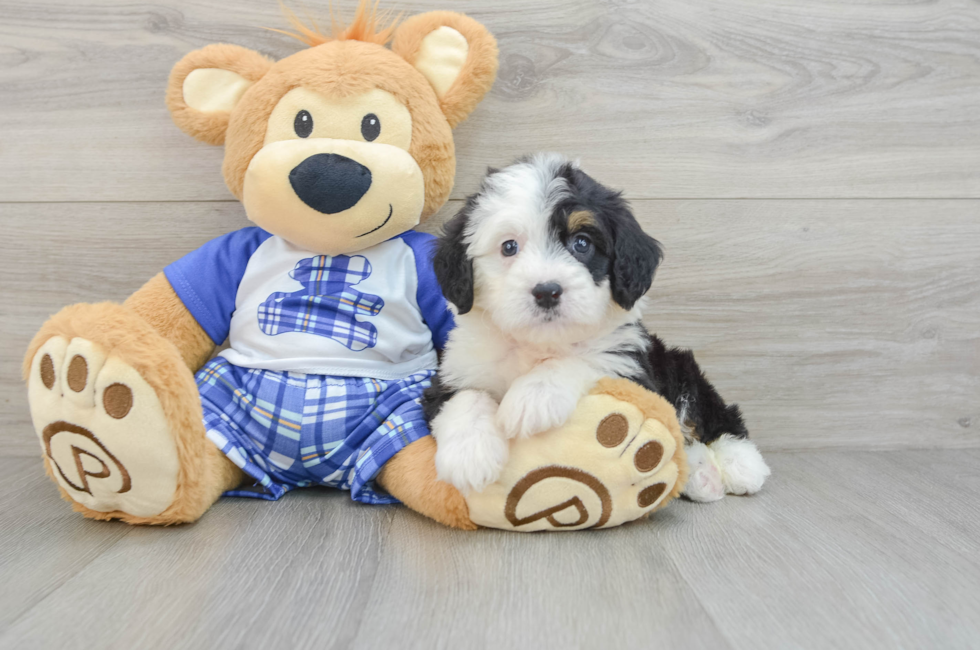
xmin=124 ymin=272 xmax=216 ymax=372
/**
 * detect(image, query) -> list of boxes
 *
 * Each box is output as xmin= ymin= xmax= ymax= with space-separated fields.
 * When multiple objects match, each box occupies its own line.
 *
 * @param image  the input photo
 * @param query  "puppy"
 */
xmin=424 ymin=154 xmax=770 ymax=501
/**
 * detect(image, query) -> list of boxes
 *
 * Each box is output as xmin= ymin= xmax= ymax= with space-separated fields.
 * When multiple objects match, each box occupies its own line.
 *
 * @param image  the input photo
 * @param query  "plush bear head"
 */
xmin=166 ymin=2 xmax=498 ymax=255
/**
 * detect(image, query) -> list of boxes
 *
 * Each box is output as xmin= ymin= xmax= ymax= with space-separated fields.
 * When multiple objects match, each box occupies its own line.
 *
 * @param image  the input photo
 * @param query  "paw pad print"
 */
xmin=28 ymin=336 xmax=180 ymax=517
xmin=258 ymin=254 xmax=384 ymax=351
xmin=465 ymin=384 xmax=685 ymax=532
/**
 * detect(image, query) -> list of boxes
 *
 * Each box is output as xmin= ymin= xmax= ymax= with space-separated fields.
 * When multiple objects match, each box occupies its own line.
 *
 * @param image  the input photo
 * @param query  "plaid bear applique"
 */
xmin=257 ymin=254 xmax=385 ymax=351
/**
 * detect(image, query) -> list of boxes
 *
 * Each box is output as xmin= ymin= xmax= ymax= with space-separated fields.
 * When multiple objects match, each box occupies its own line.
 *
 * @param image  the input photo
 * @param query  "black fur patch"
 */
xmin=646 ymin=334 xmax=749 ymax=444
xmin=421 ymin=358 xmax=457 ymax=422
xmin=610 ymin=224 xmax=663 ymax=311
xmin=431 ymin=198 xmax=477 ymax=314
xmin=547 ymin=166 xmax=663 ymax=309
xmin=561 ymin=323 xmax=749 ymax=444
xmin=549 ymin=211 xmax=612 ymax=285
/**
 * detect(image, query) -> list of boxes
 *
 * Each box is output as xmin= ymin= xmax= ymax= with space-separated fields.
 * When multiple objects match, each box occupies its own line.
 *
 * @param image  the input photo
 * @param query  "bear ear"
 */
xmin=166 ymin=44 xmax=273 ymax=145
xmin=391 ymin=12 xmax=498 ymax=129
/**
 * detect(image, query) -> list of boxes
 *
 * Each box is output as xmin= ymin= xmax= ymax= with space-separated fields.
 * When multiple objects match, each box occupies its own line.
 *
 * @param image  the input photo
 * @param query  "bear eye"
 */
xmin=572 ymin=234 xmax=593 ymax=255
xmin=294 ymin=110 xmax=313 ymax=138
xmin=501 ymin=240 xmax=519 ymax=257
xmin=361 ymin=113 xmax=381 ymax=142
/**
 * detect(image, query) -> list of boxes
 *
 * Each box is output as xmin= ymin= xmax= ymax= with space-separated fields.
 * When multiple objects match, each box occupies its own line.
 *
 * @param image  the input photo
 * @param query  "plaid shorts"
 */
xmin=196 ymin=356 xmax=433 ymax=504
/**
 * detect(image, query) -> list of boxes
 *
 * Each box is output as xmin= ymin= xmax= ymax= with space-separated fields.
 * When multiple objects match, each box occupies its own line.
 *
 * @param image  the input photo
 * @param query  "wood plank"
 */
xmin=0 ymin=458 xmax=131 ymax=633
xmin=0 ymin=487 xmax=394 ymax=648
xmin=653 ymin=450 xmax=980 ymax=650
xmin=349 ymin=507 xmax=732 ymax=650
xmin=4 ymin=451 xmax=978 ymax=649
xmin=2 ymin=199 xmax=978 ymax=455
xmin=641 ymin=199 xmax=980 ymax=451
xmin=1 ymin=0 xmax=979 ymax=201
xmin=797 ymin=449 xmax=980 ymax=558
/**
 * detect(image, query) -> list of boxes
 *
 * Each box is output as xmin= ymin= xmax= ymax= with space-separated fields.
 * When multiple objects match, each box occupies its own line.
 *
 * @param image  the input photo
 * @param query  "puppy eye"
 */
xmin=294 ymin=110 xmax=313 ymax=138
xmin=361 ymin=113 xmax=381 ymax=142
xmin=501 ymin=240 xmax=519 ymax=257
xmin=572 ymin=234 xmax=593 ymax=255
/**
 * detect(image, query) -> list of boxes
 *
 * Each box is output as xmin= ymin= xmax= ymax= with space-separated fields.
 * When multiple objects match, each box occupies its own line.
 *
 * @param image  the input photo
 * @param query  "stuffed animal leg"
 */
xmin=23 ymin=277 xmax=481 ymax=529
xmin=23 ymin=276 xmax=244 ymax=525
xmin=379 ymin=378 xmax=688 ymax=531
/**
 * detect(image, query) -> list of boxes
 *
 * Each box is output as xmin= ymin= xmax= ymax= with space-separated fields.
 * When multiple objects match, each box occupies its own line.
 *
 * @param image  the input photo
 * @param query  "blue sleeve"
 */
xmin=400 ymin=231 xmax=456 ymax=351
xmin=164 ymin=227 xmax=273 ymax=345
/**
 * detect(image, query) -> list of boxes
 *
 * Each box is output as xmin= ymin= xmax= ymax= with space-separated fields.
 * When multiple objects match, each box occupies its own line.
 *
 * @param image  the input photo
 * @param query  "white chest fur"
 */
xmin=439 ymin=306 xmax=647 ymax=401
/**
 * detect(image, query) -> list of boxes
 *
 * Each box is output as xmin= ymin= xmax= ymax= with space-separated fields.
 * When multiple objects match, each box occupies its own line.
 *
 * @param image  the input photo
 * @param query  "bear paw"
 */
xmin=28 ymin=335 xmax=181 ymax=518
xmin=465 ymin=378 xmax=687 ymax=531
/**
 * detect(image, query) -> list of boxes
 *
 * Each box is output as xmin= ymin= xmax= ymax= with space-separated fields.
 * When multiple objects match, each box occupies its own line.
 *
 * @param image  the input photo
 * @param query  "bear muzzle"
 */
xmin=289 ymin=153 xmax=373 ymax=215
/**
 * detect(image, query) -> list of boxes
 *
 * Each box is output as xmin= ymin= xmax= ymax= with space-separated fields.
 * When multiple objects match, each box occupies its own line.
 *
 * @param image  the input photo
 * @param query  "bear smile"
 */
xmin=356 ymin=204 xmax=394 ymax=238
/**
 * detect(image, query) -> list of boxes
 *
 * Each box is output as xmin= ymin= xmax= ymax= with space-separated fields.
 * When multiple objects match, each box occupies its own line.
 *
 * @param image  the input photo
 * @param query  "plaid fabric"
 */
xmin=197 ymin=356 xmax=433 ymax=504
xmin=257 ymin=254 xmax=385 ymax=351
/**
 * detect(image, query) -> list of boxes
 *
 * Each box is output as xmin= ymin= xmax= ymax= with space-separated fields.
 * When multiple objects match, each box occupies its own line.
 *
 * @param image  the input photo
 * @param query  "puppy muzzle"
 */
xmin=532 ymin=282 xmax=563 ymax=309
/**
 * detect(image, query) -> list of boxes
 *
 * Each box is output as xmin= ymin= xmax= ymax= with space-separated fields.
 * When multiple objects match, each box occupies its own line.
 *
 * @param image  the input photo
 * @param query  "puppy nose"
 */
xmin=532 ymin=282 xmax=563 ymax=309
xmin=289 ymin=153 xmax=372 ymax=214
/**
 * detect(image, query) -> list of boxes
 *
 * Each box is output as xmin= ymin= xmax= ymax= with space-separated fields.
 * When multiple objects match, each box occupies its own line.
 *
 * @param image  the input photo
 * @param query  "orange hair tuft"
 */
xmin=269 ymin=0 xmax=401 ymax=47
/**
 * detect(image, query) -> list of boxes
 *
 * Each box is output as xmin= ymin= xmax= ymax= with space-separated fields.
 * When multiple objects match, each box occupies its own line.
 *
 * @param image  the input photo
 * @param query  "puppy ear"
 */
xmin=432 ymin=208 xmax=475 ymax=314
xmin=610 ymin=212 xmax=663 ymax=311
xmin=166 ymin=44 xmax=273 ymax=145
xmin=391 ymin=12 xmax=498 ymax=128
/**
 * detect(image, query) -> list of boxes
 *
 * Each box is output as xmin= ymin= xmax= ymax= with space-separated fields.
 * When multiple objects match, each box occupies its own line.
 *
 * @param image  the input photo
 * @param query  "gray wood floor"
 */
xmin=2 ymin=451 xmax=979 ymax=649
xmin=1 ymin=1 xmax=978 ymax=648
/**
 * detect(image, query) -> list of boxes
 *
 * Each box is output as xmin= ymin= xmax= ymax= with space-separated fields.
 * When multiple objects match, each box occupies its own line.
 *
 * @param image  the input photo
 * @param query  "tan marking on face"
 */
xmin=568 ymin=210 xmax=595 ymax=232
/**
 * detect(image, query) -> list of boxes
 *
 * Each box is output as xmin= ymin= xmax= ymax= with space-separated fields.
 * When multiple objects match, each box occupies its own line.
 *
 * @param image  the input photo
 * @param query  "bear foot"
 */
xmin=25 ymin=303 xmax=240 ymax=524
xmin=29 ymin=335 xmax=181 ymax=517
xmin=465 ymin=378 xmax=688 ymax=531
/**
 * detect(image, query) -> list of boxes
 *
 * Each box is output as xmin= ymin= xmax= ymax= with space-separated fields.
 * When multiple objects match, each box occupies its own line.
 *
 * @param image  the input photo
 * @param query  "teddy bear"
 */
xmin=23 ymin=1 xmax=687 ymax=531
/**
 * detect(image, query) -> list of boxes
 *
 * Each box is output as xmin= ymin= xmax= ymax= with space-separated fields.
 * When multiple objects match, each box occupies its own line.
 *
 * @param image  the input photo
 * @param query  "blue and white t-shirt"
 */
xmin=164 ymin=228 xmax=453 ymax=380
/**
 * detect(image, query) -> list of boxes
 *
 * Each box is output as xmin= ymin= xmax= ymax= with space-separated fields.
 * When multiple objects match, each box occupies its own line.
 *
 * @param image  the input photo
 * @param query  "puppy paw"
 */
xmin=432 ymin=390 xmax=508 ymax=495
xmin=496 ymin=375 xmax=579 ymax=439
xmin=435 ymin=431 xmax=509 ymax=496
xmin=682 ymin=436 xmax=770 ymax=501
xmin=682 ymin=440 xmax=726 ymax=502
xmin=712 ymin=434 xmax=771 ymax=495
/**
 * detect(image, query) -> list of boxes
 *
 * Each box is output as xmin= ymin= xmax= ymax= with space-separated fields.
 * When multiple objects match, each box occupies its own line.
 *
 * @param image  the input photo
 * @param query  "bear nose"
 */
xmin=532 ymin=282 xmax=563 ymax=309
xmin=289 ymin=153 xmax=372 ymax=214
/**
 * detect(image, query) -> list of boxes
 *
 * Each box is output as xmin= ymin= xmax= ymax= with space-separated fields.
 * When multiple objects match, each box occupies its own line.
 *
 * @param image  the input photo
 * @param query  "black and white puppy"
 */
xmin=424 ymin=154 xmax=770 ymax=501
